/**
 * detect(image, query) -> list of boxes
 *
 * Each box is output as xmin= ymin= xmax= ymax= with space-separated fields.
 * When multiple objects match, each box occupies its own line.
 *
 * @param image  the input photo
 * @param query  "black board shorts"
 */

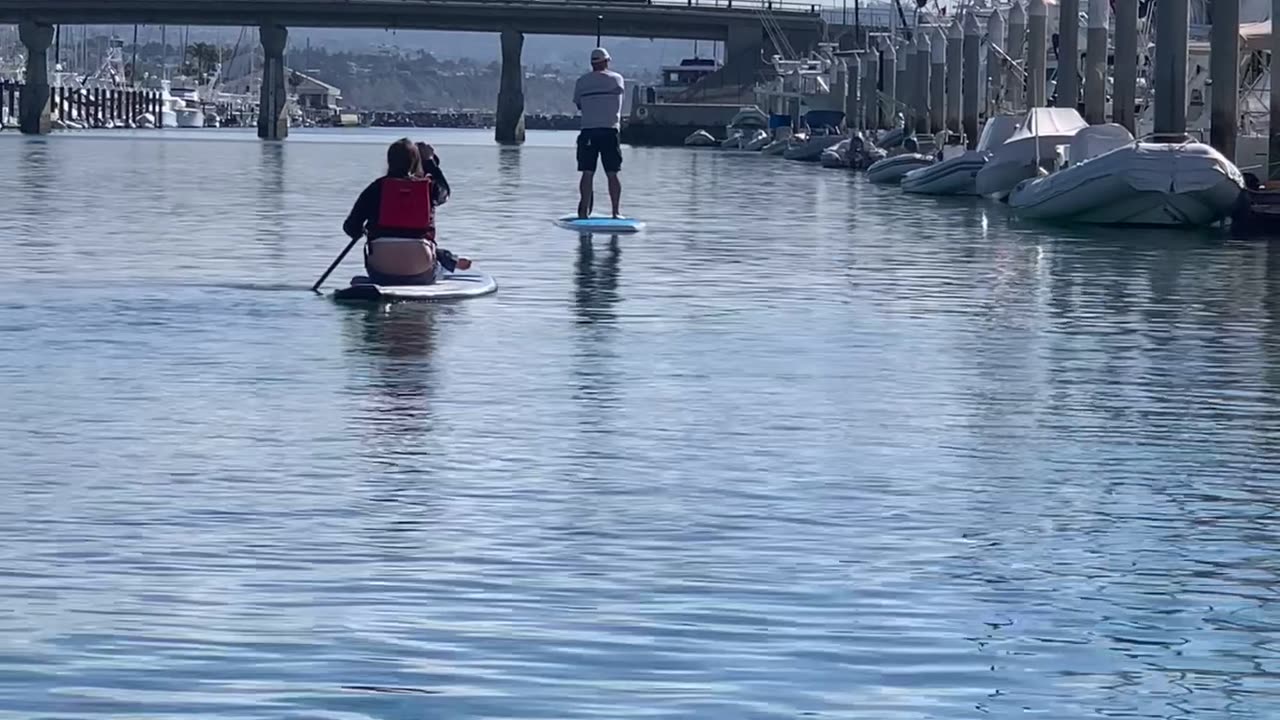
xmin=577 ymin=128 xmax=623 ymax=174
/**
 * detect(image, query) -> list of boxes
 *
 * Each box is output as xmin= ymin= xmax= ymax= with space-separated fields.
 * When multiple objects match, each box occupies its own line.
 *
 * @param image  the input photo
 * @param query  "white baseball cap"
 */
xmin=590 ymin=47 xmax=611 ymax=63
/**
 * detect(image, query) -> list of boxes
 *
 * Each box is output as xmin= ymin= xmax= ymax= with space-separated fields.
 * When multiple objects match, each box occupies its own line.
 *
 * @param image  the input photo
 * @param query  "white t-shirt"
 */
xmin=574 ymin=69 xmax=625 ymax=130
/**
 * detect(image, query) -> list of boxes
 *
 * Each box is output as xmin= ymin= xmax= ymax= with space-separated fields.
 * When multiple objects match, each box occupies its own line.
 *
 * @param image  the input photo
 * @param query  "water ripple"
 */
xmin=0 ymin=128 xmax=1279 ymax=719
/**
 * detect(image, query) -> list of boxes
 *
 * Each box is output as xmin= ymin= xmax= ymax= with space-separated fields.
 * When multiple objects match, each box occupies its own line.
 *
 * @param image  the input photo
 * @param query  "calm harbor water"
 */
xmin=2 ymin=127 xmax=1280 ymax=719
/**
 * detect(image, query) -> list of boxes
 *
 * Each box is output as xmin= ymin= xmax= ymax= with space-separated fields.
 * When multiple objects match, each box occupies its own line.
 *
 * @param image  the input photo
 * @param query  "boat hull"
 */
xmin=902 ymin=151 xmax=987 ymax=195
xmin=1008 ymin=142 xmax=1244 ymax=226
xmin=866 ymin=154 xmax=934 ymax=184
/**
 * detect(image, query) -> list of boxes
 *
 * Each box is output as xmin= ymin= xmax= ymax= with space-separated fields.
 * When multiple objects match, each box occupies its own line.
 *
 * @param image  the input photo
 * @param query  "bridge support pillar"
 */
xmin=19 ymin=22 xmax=54 ymax=135
xmin=258 ymin=24 xmax=289 ymax=141
xmin=496 ymin=28 xmax=525 ymax=145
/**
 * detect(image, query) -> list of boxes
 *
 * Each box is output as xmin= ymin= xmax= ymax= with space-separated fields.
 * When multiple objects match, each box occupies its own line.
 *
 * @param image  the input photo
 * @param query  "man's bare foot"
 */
xmin=456 ymin=257 xmax=473 ymax=271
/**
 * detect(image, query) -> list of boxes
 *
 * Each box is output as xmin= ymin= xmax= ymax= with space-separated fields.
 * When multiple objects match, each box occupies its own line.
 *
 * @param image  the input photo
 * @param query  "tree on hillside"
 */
xmin=182 ymin=42 xmax=221 ymax=78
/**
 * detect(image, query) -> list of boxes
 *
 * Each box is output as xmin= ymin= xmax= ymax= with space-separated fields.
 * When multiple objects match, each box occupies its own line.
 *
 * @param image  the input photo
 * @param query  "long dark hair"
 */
xmin=386 ymin=138 xmax=421 ymax=178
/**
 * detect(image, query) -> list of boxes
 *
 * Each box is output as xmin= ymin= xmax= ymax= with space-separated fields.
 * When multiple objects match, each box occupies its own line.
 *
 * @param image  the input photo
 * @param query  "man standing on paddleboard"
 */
xmin=574 ymin=47 xmax=625 ymax=219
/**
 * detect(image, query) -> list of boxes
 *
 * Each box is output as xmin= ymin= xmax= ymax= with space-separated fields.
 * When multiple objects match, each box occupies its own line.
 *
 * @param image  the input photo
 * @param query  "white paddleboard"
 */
xmin=333 ymin=272 xmax=498 ymax=302
xmin=553 ymin=215 xmax=646 ymax=233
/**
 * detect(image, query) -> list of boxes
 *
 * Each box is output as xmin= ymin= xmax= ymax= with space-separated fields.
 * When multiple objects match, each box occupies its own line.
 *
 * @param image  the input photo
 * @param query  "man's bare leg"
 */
xmin=578 ymin=171 xmax=595 ymax=218
xmin=606 ymin=172 xmax=622 ymax=218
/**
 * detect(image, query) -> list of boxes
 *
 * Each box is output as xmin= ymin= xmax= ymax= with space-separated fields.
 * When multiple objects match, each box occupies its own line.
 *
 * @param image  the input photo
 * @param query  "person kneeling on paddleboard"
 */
xmin=342 ymin=139 xmax=470 ymax=286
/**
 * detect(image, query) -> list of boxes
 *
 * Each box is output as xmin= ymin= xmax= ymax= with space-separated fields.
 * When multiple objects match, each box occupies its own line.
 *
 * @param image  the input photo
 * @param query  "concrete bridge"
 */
xmin=3 ymin=0 xmax=825 ymax=140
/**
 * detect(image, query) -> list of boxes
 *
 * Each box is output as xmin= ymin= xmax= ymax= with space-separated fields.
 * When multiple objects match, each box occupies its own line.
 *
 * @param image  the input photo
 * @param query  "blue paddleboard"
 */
xmin=554 ymin=215 xmax=646 ymax=233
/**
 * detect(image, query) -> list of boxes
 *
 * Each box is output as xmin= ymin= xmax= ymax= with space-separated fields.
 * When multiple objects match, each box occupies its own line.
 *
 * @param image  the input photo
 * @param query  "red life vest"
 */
xmin=374 ymin=177 xmax=433 ymax=237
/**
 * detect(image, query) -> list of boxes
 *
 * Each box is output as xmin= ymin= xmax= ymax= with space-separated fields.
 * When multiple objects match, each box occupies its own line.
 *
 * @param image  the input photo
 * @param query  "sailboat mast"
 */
xmin=130 ymin=24 xmax=138 ymax=86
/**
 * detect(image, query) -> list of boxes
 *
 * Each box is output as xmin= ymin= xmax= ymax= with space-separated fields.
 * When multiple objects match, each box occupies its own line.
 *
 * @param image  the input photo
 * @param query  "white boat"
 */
xmin=761 ymin=137 xmax=789 ymax=155
xmin=867 ymin=152 xmax=935 ymax=184
xmin=721 ymin=128 xmax=768 ymax=150
xmin=1007 ymin=129 xmax=1244 ymax=226
xmin=820 ymin=138 xmax=851 ymax=168
xmin=684 ymin=130 xmax=717 ymax=147
xmin=975 ymin=107 xmax=1089 ymax=199
xmin=742 ymin=131 xmax=771 ymax=151
xmin=783 ymin=132 xmax=844 ymax=161
xmin=903 ymin=116 xmax=1022 ymax=196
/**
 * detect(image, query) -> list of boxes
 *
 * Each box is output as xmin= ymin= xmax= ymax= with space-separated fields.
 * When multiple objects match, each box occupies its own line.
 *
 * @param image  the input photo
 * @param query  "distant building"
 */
xmin=291 ymin=71 xmax=343 ymax=112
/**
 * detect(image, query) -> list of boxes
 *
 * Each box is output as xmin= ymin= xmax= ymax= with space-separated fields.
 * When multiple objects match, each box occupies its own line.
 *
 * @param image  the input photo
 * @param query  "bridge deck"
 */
xmin=0 ymin=0 xmax=824 ymax=41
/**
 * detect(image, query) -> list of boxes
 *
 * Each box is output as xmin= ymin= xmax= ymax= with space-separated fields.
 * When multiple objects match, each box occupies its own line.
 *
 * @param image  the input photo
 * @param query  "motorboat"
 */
xmin=820 ymin=138 xmax=851 ymax=168
xmin=975 ymin=107 xmax=1089 ymax=200
xmin=783 ymin=130 xmax=844 ymax=161
xmin=1007 ymin=129 xmax=1244 ymax=226
xmin=742 ymin=131 xmax=771 ymax=151
xmin=684 ymin=130 xmax=717 ymax=147
xmin=845 ymin=133 xmax=884 ymax=170
xmin=722 ymin=128 xmax=768 ymax=150
xmin=902 ymin=117 xmax=1021 ymax=196
xmin=866 ymin=151 xmax=935 ymax=184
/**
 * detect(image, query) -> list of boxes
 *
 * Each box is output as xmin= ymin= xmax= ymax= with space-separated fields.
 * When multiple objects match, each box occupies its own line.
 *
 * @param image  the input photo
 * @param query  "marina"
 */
xmin=4 ymin=126 xmax=1280 ymax=718
xmin=6 ymin=0 xmax=1280 ymax=715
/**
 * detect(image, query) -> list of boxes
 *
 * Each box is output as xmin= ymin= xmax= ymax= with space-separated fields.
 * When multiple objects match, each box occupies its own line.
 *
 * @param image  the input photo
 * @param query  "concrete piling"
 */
xmin=862 ymin=49 xmax=879 ymax=130
xmin=986 ymin=9 xmax=1005 ymax=118
xmin=915 ymin=31 xmax=931 ymax=136
xmin=945 ymin=19 xmax=962 ymax=133
xmin=962 ymin=11 xmax=980 ymax=149
xmin=1152 ymin=0 xmax=1188 ymax=138
xmin=1209 ymin=0 xmax=1239 ymax=159
xmin=1113 ymin=0 xmax=1138 ymax=132
xmin=18 ymin=21 xmax=53 ymax=135
xmin=1006 ymin=2 xmax=1027 ymax=113
xmin=1271 ymin=0 xmax=1280 ymax=176
xmin=833 ymin=58 xmax=848 ymax=126
xmin=930 ymin=26 xmax=946 ymax=133
xmin=846 ymin=53 xmax=861 ymax=130
xmin=1057 ymin=0 xmax=1080 ymax=110
xmin=1084 ymin=0 xmax=1109 ymax=123
xmin=881 ymin=36 xmax=898 ymax=128
xmin=496 ymin=28 xmax=526 ymax=145
xmin=896 ymin=38 xmax=910 ymax=127
xmin=1028 ymin=0 xmax=1048 ymax=107
xmin=257 ymin=23 xmax=289 ymax=141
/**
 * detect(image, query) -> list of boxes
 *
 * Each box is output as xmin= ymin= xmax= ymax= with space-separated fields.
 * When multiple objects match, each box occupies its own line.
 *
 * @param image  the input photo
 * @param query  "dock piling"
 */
xmin=1084 ymin=0 xmax=1109 ymax=123
xmin=1057 ymin=0 xmax=1080 ymax=110
xmin=945 ymin=19 xmax=962 ymax=133
xmin=1027 ymin=0 xmax=1048 ymax=107
xmin=1113 ymin=0 xmax=1138 ymax=132
xmin=915 ymin=31 xmax=931 ymax=136
xmin=1271 ymin=0 xmax=1280 ymax=176
xmin=881 ymin=36 xmax=898 ymax=129
xmin=986 ymin=9 xmax=1005 ymax=119
xmin=1006 ymin=2 xmax=1027 ymax=113
xmin=1153 ymin=0 xmax=1189 ymax=138
xmin=930 ymin=26 xmax=946 ymax=133
xmin=862 ymin=48 xmax=879 ymax=130
xmin=1209 ymin=0 xmax=1239 ymax=159
xmin=962 ymin=11 xmax=980 ymax=149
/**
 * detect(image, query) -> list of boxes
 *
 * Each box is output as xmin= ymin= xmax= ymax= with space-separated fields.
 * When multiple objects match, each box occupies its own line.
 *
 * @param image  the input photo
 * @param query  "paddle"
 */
xmin=312 ymin=235 xmax=361 ymax=294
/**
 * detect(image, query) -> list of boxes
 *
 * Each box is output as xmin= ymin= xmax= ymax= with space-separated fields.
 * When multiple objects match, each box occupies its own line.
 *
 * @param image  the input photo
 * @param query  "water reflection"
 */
xmin=572 ymin=233 xmax=621 ymax=325
xmin=571 ymin=233 xmax=622 ymax=432
xmin=254 ymin=142 xmax=287 ymax=259
xmin=342 ymin=304 xmax=445 ymax=450
xmin=16 ymin=140 xmax=54 ymax=252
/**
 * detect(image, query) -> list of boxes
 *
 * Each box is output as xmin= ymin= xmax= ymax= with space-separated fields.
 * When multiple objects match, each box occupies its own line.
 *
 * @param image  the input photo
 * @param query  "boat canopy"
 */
xmin=976 ymin=115 xmax=1022 ymax=152
xmin=1007 ymin=108 xmax=1089 ymax=143
xmin=1068 ymin=124 xmax=1136 ymax=164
